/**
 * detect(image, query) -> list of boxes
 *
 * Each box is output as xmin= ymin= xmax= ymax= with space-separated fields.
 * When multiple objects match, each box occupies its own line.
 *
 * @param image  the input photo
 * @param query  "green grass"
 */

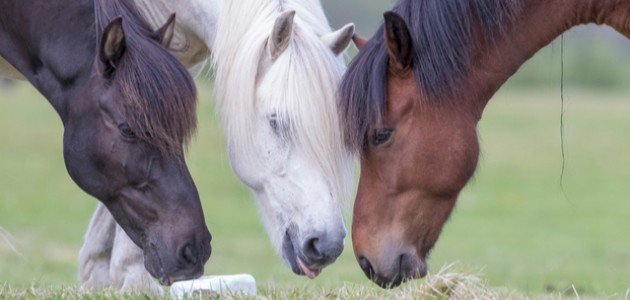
xmin=1 ymin=81 xmax=629 ymax=298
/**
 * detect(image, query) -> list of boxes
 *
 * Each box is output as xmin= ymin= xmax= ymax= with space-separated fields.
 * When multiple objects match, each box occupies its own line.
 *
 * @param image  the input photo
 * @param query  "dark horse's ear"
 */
xmin=153 ymin=13 xmax=176 ymax=48
xmin=100 ymin=17 xmax=126 ymax=75
xmin=383 ymin=11 xmax=413 ymax=72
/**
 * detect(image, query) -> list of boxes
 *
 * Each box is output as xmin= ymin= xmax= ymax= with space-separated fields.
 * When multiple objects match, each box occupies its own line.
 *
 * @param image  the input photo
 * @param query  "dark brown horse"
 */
xmin=0 ymin=0 xmax=211 ymax=284
xmin=341 ymin=0 xmax=629 ymax=288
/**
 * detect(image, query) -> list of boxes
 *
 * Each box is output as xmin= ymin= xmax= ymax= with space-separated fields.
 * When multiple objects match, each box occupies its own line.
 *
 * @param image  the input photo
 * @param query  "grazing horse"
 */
xmin=0 ymin=0 xmax=211 ymax=286
xmin=341 ymin=0 xmax=630 ymax=288
xmin=213 ymin=0 xmax=355 ymax=280
xmin=79 ymin=0 xmax=218 ymax=292
xmin=78 ymin=0 xmax=355 ymax=292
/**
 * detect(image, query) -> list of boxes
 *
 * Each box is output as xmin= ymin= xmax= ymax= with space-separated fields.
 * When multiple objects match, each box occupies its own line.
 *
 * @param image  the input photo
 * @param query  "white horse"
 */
xmin=213 ymin=0 xmax=355 ymax=279
xmin=76 ymin=0 xmax=355 ymax=293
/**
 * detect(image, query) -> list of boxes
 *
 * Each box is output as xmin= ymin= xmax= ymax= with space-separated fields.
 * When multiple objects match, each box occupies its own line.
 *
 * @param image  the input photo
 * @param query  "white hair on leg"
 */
xmin=78 ymin=204 xmax=116 ymax=290
xmin=110 ymin=225 xmax=163 ymax=296
xmin=80 ymin=205 xmax=163 ymax=295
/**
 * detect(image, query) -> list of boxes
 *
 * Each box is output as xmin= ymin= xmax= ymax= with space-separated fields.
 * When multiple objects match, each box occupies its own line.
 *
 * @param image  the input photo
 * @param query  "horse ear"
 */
xmin=268 ymin=10 xmax=296 ymax=60
xmin=153 ymin=13 xmax=176 ymax=48
xmin=383 ymin=11 xmax=413 ymax=71
xmin=321 ymin=23 xmax=355 ymax=56
xmin=352 ymin=34 xmax=369 ymax=50
xmin=100 ymin=17 xmax=126 ymax=73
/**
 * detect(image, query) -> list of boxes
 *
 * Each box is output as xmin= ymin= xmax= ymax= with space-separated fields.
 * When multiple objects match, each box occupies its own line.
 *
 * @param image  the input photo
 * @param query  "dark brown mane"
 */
xmin=340 ymin=0 xmax=520 ymax=152
xmin=94 ymin=0 xmax=197 ymax=156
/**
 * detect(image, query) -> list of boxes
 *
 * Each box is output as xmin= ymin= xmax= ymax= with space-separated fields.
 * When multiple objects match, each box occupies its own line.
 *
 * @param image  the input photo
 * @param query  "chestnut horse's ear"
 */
xmin=383 ymin=11 xmax=413 ymax=71
xmin=321 ymin=23 xmax=355 ymax=56
xmin=352 ymin=34 xmax=368 ymax=50
xmin=153 ymin=13 xmax=176 ymax=48
xmin=268 ymin=10 xmax=296 ymax=60
xmin=100 ymin=17 xmax=126 ymax=74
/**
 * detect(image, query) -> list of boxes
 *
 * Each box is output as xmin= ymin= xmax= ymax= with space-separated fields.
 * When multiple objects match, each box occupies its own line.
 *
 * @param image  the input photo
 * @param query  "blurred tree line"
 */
xmin=322 ymin=0 xmax=629 ymax=91
xmin=1 ymin=1 xmax=627 ymax=91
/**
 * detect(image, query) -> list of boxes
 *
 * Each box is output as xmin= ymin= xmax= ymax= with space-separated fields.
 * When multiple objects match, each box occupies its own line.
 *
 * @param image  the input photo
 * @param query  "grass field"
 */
xmin=1 ymin=79 xmax=629 ymax=299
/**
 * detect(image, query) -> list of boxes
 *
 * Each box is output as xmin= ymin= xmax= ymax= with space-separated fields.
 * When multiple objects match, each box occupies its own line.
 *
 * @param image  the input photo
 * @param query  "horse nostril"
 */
xmin=398 ymin=253 xmax=426 ymax=280
xmin=180 ymin=243 xmax=198 ymax=265
xmin=359 ymin=256 xmax=374 ymax=279
xmin=302 ymin=237 xmax=323 ymax=262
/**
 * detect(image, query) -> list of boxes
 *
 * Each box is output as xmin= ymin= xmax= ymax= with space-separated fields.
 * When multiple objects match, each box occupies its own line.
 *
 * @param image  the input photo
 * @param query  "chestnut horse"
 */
xmin=0 ymin=0 xmax=211 ymax=284
xmin=341 ymin=0 xmax=629 ymax=288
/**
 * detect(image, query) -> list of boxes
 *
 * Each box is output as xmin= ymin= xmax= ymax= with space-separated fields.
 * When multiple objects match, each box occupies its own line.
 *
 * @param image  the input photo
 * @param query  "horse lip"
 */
xmin=297 ymin=257 xmax=322 ymax=279
xmin=282 ymin=230 xmax=301 ymax=275
xmin=282 ymin=229 xmax=325 ymax=278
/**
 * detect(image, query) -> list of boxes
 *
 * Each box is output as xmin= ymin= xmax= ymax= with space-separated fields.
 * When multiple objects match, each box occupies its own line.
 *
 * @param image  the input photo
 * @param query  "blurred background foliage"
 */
xmin=322 ymin=0 xmax=630 ymax=91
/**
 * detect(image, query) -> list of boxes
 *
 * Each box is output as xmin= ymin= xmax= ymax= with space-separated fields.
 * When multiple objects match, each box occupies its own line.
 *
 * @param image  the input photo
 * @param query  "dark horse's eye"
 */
xmin=372 ymin=129 xmax=394 ymax=146
xmin=118 ymin=123 xmax=137 ymax=140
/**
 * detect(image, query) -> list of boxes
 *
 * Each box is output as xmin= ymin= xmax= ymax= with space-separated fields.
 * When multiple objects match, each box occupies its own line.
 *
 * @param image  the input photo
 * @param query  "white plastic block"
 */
xmin=169 ymin=274 xmax=257 ymax=299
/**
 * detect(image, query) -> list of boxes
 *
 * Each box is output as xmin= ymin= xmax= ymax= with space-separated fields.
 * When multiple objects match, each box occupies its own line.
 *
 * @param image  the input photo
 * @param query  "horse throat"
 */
xmin=468 ymin=0 xmax=630 ymax=119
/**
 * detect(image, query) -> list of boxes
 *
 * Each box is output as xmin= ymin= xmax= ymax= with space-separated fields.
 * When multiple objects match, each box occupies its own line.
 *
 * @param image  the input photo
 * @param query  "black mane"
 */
xmin=94 ymin=0 xmax=197 ymax=156
xmin=340 ymin=0 xmax=520 ymax=151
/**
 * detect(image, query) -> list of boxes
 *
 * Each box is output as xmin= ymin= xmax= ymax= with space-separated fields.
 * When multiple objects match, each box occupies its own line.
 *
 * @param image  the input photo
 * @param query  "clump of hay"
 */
xmin=259 ymin=263 xmax=504 ymax=300
xmin=418 ymin=263 xmax=498 ymax=299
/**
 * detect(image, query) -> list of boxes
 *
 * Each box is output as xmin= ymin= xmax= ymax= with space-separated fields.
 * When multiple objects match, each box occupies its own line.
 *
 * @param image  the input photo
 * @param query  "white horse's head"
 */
xmin=213 ymin=1 xmax=355 ymax=278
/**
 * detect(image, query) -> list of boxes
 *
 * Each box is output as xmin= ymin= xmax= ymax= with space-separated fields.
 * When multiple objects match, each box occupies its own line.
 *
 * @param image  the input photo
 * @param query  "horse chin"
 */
xmin=143 ymin=243 xmax=171 ymax=285
xmin=141 ymin=235 xmax=207 ymax=286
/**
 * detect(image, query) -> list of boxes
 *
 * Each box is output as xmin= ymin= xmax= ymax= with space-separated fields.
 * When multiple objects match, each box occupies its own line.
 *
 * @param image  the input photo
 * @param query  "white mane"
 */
xmin=212 ymin=0 xmax=354 ymax=211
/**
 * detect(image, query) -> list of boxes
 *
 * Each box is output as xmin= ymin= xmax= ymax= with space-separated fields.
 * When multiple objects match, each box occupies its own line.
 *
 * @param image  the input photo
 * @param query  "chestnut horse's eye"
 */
xmin=372 ymin=129 xmax=394 ymax=147
xmin=118 ymin=123 xmax=137 ymax=140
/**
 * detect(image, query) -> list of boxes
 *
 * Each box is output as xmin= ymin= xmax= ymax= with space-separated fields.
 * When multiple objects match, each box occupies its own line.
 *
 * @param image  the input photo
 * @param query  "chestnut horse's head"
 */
xmin=340 ymin=1 xmax=518 ymax=287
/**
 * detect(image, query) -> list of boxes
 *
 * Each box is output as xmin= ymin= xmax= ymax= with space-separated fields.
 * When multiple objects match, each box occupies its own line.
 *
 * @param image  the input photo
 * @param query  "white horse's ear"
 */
xmin=321 ymin=23 xmax=355 ymax=56
xmin=153 ymin=13 xmax=176 ymax=48
xmin=268 ymin=10 xmax=296 ymax=60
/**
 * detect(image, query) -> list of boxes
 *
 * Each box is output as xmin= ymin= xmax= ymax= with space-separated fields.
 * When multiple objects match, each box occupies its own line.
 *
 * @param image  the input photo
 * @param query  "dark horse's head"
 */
xmin=62 ymin=2 xmax=210 ymax=284
xmin=341 ymin=0 xmax=520 ymax=289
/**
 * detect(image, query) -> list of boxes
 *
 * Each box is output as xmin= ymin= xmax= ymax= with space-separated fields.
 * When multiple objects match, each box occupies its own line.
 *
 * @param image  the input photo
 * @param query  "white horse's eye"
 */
xmin=269 ymin=116 xmax=279 ymax=133
xmin=268 ymin=114 xmax=290 ymax=139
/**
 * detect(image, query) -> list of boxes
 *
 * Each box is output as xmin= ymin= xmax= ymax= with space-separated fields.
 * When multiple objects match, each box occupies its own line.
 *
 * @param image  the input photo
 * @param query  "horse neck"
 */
xmin=468 ymin=0 xmax=630 ymax=119
xmin=0 ymin=0 xmax=95 ymax=118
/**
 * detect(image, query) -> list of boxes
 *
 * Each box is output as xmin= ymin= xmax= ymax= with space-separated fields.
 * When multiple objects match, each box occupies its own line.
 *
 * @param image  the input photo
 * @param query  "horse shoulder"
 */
xmin=134 ymin=0 xmax=216 ymax=74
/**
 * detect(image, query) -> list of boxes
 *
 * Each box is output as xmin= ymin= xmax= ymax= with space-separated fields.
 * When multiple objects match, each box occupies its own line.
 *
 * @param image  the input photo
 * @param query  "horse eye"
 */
xmin=269 ymin=116 xmax=279 ymax=133
xmin=372 ymin=129 xmax=394 ymax=146
xmin=118 ymin=123 xmax=136 ymax=140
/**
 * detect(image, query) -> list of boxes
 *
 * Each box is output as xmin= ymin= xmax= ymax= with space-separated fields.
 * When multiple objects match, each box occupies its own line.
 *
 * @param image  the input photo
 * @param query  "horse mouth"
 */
xmin=282 ymin=230 xmax=322 ymax=279
xmin=297 ymin=257 xmax=322 ymax=279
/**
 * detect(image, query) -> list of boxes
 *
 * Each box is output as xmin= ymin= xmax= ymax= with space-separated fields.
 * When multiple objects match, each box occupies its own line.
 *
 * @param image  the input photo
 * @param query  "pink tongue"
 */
xmin=297 ymin=257 xmax=321 ymax=279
